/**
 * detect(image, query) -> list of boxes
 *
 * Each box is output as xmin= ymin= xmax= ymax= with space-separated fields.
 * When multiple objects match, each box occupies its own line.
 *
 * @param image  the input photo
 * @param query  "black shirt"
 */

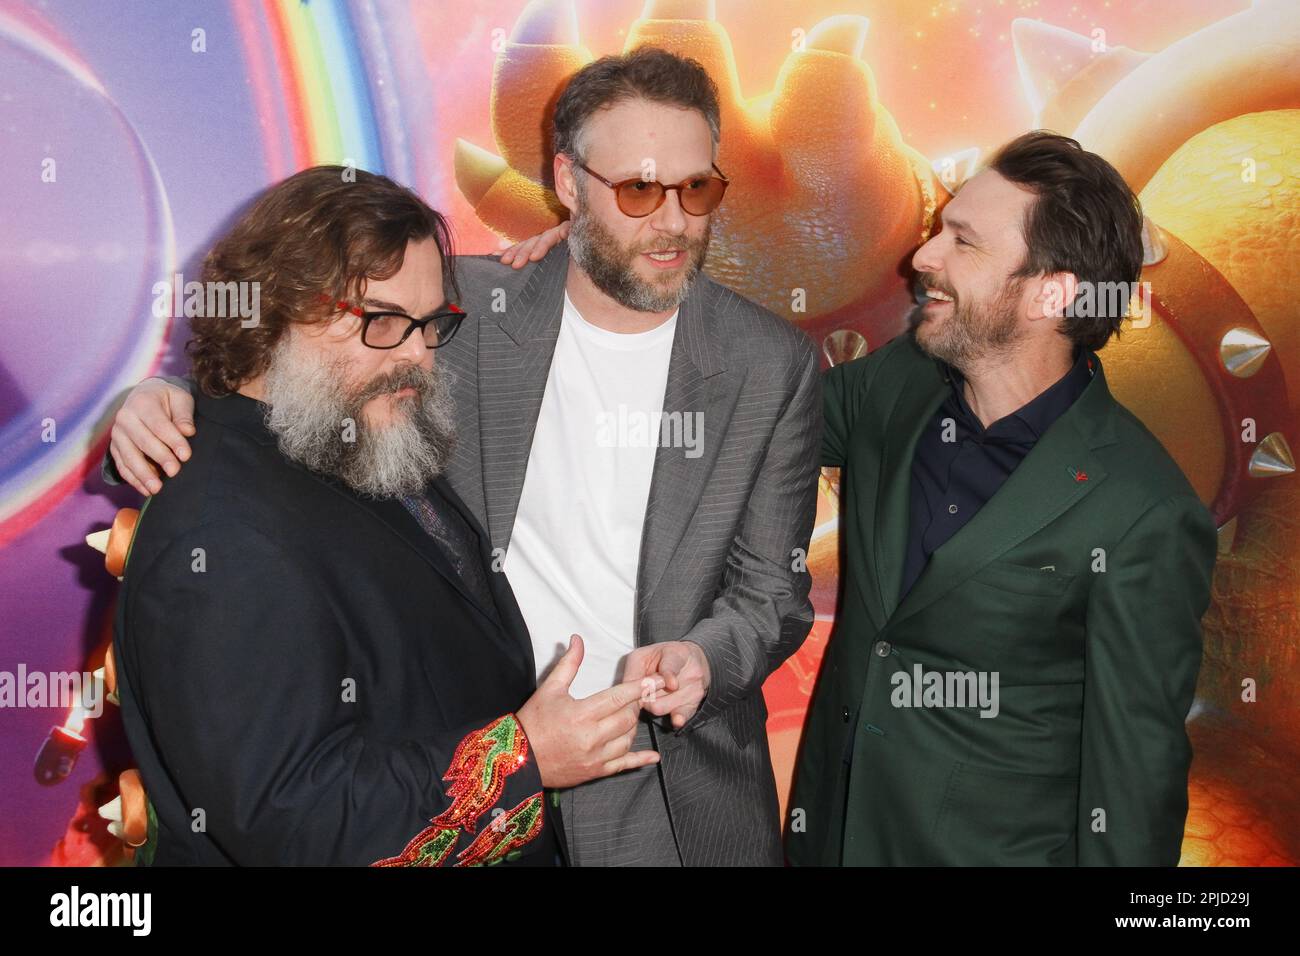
xmin=899 ymin=346 xmax=1094 ymax=600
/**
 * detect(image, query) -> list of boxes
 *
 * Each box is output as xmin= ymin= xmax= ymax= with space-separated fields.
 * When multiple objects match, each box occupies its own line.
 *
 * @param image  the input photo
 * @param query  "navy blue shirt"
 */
xmin=899 ymin=346 xmax=1094 ymax=600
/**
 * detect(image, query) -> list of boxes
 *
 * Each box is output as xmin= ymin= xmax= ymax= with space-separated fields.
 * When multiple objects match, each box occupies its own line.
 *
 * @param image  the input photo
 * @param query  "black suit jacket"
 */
xmin=113 ymin=390 xmax=558 ymax=866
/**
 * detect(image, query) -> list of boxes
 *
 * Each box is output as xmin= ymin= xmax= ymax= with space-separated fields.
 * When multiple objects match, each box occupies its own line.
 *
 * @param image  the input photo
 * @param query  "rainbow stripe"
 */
xmin=233 ymin=0 xmax=386 ymax=178
xmin=0 ymin=0 xmax=404 ymax=544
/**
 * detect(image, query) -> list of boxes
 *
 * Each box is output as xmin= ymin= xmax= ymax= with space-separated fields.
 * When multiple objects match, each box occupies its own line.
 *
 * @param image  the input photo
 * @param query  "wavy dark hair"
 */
xmin=188 ymin=165 xmax=457 ymax=396
xmin=989 ymin=131 xmax=1144 ymax=352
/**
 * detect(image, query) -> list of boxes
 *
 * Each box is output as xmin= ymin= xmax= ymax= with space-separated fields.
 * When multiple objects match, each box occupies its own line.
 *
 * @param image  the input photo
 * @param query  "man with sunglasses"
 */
xmin=108 ymin=166 xmax=661 ymax=865
xmin=105 ymin=48 xmax=821 ymax=866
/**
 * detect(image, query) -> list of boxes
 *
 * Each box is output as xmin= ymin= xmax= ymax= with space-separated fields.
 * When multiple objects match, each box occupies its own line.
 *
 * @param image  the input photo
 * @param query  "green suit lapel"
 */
xmin=871 ymin=357 xmax=947 ymax=624
xmin=874 ymin=345 xmax=1121 ymax=628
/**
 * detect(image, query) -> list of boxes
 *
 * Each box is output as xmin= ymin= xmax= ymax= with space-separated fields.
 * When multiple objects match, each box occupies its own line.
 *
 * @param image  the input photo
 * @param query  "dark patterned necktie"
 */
xmin=400 ymin=491 xmax=494 ymax=611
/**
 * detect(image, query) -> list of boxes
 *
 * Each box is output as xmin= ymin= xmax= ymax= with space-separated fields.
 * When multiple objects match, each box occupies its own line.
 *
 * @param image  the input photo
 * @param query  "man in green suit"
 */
xmin=787 ymin=131 xmax=1216 ymax=866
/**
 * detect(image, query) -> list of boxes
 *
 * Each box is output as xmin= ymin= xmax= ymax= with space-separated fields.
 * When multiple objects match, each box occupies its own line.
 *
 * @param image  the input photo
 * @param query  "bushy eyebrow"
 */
xmin=361 ymin=296 xmax=451 ymax=315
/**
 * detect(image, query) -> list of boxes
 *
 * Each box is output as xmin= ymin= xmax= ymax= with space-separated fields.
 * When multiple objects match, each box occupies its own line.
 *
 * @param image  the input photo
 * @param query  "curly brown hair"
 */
xmin=188 ymin=165 xmax=458 ymax=396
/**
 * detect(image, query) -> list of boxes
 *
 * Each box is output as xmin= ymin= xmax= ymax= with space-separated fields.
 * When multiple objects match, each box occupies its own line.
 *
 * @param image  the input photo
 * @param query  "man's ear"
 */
xmin=553 ymin=153 xmax=579 ymax=215
xmin=1030 ymin=271 xmax=1079 ymax=322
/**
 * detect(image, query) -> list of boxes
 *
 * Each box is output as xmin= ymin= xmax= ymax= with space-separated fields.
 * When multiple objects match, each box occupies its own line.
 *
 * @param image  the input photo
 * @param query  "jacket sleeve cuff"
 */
xmin=372 ymin=713 xmax=546 ymax=867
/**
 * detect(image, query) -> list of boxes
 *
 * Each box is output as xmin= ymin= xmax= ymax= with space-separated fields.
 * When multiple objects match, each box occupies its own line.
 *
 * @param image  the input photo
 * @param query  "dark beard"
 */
xmin=566 ymin=190 xmax=710 ymax=313
xmin=262 ymin=342 xmax=458 ymax=498
xmin=912 ymin=274 xmax=1024 ymax=372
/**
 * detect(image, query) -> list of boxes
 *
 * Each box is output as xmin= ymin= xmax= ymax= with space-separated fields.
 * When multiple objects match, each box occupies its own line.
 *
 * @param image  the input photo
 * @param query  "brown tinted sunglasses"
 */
xmin=578 ymin=162 xmax=730 ymax=218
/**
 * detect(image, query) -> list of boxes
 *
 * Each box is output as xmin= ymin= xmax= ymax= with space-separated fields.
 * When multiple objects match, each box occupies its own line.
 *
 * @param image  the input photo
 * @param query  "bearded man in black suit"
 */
xmin=112 ymin=167 xmax=659 ymax=866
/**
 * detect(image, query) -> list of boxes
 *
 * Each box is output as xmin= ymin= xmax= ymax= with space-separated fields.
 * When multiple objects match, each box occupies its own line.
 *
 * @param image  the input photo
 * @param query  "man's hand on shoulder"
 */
xmin=110 ymin=377 xmax=197 ymax=496
xmin=495 ymin=220 xmax=570 ymax=269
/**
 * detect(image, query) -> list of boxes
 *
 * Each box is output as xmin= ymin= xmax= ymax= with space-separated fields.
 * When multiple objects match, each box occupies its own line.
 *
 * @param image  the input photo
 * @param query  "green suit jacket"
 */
xmin=787 ymin=333 xmax=1216 ymax=866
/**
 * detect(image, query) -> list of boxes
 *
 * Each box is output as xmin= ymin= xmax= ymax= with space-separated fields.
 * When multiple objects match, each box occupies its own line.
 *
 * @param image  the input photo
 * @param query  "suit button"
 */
xmin=841 ymin=707 xmax=850 ymax=723
xmin=875 ymin=640 xmax=892 ymax=657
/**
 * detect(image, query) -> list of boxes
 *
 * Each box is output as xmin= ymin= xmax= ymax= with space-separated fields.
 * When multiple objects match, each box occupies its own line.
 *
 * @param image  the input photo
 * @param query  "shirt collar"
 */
xmin=944 ymin=345 xmax=1093 ymax=441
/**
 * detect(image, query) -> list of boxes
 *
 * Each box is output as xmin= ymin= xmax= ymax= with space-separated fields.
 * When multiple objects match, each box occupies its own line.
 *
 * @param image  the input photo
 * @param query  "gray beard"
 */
xmin=261 ymin=341 xmax=457 ymax=499
xmin=566 ymin=193 xmax=710 ymax=313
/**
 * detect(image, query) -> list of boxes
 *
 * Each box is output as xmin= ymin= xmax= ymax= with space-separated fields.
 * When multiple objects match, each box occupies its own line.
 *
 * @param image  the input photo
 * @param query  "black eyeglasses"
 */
xmin=323 ymin=297 xmax=467 ymax=349
xmin=577 ymin=162 xmax=730 ymax=218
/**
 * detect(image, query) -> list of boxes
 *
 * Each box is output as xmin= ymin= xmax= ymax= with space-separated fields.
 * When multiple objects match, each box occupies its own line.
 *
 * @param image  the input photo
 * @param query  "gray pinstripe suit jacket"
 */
xmin=439 ymin=242 xmax=822 ymax=865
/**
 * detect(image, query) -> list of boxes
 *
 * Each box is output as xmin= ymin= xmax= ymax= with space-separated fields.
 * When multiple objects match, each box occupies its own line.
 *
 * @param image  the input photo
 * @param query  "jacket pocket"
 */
xmin=931 ymin=762 xmax=1079 ymax=865
xmin=971 ymin=560 xmax=1075 ymax=597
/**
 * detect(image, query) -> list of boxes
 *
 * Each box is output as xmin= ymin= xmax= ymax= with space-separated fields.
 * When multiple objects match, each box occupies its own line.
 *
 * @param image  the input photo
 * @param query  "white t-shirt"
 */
xmin=503 ymin=292 xmax=678 ymax=700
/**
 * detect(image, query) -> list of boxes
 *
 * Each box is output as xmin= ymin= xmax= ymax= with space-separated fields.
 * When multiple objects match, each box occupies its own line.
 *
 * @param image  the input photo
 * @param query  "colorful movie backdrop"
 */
xmin=0 ymin=0 xmax=1295 ymax=866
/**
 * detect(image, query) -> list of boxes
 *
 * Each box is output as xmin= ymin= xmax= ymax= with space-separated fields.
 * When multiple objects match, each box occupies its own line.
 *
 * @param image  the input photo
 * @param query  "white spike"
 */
xmin=1141 ymin=216 xmax=1169 ymax=266
xmin=932 ymin=147 xmax=981 ymax=193
xmin=98 ymin=795 xmax=123 ymax=824
xmin=85 ymin=528 xmax=110 ymax=555
xmin=1012 ymin=19 xmax=1096 ymax=124
xmin=806 ymin=15 xmax=871 ymax=58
